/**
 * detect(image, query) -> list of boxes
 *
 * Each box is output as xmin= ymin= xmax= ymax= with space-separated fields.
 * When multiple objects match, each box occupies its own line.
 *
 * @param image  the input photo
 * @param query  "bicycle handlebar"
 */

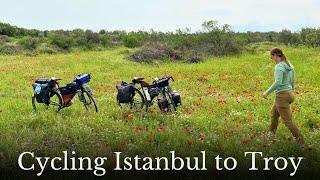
xmin=168 ymin=76 xmax=174 ymax=82
xmin=161 ymin=76 xmax=174 ymax=82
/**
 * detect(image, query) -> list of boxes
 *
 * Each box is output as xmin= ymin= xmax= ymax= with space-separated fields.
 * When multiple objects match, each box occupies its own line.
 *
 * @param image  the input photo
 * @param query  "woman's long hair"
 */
xmin=270 ymin=48 xmax=291 ymax=67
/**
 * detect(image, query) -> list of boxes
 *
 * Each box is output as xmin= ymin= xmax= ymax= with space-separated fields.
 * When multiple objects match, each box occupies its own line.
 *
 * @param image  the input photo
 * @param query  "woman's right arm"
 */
xmin=264 ymin=66 xmax=284 ymax=96
xmin=292 ymin=69 xmax=296 ymax=89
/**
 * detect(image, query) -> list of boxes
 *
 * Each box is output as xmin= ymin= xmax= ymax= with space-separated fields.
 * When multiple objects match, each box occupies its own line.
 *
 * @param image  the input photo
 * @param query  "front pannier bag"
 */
xmin=33 ymin=78 xmax=51 ymax=104
xmin=116 ymin=83 xmax=135 ymax=103
xmin=157 ymin=96 xmax=169 ymax=112
xmin=172 ymin=92 xmax=181 ymax=106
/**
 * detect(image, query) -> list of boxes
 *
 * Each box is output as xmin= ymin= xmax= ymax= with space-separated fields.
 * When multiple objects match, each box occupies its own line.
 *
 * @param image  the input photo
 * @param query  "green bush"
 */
xmin=37 ymin=43 xmax=58 ymax=54
xmin=0 ymin=22 xmax=40 ymax=37
xmin=123 ymin=33 xmax=142 ymax=48
xmin=18 ymin=36 xmax=42 ymax=49
xmin=278 ymin=29 xmax=300 ymax=45
xmin=0 ymin=44 xmax=23 ymax=55
xmin=49 ymin=32 xmax=73 ymax=50
xmin=71 ymin=29 xmax=86 ymax=48
xmin=0 ymin=35 xmax=10 ymax=44
xmin=100 ymin=34 xmax=113 ymax=47
xmin=300 ymin=28 xmax=320 ymax=47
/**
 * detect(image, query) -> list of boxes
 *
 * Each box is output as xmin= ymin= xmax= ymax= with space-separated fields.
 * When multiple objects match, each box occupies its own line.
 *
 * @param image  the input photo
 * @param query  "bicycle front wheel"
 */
xmin=163 ymin=90 xmax=177 ymax=112
xmin=82 ymin=90 xmax=98 ymax=113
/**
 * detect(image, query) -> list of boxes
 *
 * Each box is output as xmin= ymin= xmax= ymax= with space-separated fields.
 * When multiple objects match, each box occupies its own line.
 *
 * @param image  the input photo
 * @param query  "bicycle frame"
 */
xmin=132 ymin=77 xmax=174 ymax=107
xmin=52 ymin=80 xmax=93 ymax=108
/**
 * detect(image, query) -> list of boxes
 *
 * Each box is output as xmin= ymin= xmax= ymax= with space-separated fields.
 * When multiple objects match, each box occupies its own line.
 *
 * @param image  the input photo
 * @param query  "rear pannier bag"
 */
xmin=116 ymin=84 xmax=135 ymax=103
xmin=172 ymin=92 xmax=181 ymax=106
xmin=33 ymin=78 xmax=51 ymax=104
xmin=35 ymin=78 xmax=51 ymax=84
xmin=75 ymin=74 xmax=90 ymax=84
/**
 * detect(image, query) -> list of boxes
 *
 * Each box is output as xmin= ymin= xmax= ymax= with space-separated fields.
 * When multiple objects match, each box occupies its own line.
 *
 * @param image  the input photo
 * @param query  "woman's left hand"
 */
xmin=262 ymin=92 xmax=268 ymax=99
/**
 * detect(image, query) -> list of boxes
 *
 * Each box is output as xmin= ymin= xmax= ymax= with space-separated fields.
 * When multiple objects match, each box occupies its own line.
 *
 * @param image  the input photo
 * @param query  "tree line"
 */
xmin=1 ymin=21 xmax=319 ymax=61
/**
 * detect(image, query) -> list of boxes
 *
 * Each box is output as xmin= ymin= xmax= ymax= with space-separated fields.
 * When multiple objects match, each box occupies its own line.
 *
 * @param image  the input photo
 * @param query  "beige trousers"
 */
xmin=269 ymin=91 xmax=304 ymax=144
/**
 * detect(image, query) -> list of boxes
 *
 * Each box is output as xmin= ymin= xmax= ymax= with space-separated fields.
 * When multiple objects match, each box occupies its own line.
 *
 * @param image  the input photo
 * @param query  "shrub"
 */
xmin=85 ymin=30 xmax=100 ymax=44
xmin=0 ymin=22 xmax=40 ymax=37
xmin=0 ymin=35 xmax=10 ymax=44
xmin=18 ymin=36 xmax=42 ymax=49
xmin=300 ymin=28 xmax=320 ymax=47
xmin=131 ymin=43 xmax=182 ymax=63
xmin=37 ymin=43 xmax=58 ymax=54
xmin=100 ymin=34 xmax=113 ymax=47
xmin=71 ymin=29 xmax=86 ymax=48
xmin=123 ymin=33 xmax=142 ymax=48
xmin=0 ymin=44 xmax=23 ymax=55
xmin=99 ymin=29 xmax=106 ymax=34
xmin=49 ymin=32 xmax=73 ymax=50
xmin=184 ymin=50 xmax=203 ymax=63
xmin=278 ymin=29 xmax=300 ymax=45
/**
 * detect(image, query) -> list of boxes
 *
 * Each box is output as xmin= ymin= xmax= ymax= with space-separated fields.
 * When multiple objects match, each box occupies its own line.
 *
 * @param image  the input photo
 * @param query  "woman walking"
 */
xmin=263 ymin=48 xmax=304 ymax=146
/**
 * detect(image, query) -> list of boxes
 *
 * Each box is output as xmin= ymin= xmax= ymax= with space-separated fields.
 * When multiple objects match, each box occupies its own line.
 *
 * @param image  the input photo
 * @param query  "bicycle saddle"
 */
xmin=132 ymin=77 xmax=144 ymax=83
xmin=51 ymin=77 xmax=62 ymax=81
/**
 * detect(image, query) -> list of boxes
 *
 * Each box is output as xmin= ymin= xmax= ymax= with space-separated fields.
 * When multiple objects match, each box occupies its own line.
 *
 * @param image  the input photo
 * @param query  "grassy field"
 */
xmin=0 ymin=44 xmax=319 ymax=172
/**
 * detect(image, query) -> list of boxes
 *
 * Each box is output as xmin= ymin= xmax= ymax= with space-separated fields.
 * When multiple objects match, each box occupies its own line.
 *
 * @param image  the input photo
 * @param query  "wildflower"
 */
xmin=187 ymin=139 xmax=193 ymax=145
xmin=157 ymin=126 xmax=164 ymax=133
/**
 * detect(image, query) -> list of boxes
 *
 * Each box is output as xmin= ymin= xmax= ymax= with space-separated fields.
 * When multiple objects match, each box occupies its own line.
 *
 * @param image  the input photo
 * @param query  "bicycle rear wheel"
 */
xmin=130 ymin=88 xmax=145 ymax=111
xmin=49 ymin=91 xmax=63 ymax=112
xmin=32 ymin=91 xmax=63 ymax=112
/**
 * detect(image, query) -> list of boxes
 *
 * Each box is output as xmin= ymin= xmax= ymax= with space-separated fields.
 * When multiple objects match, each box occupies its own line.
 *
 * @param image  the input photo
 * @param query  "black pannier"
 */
xmin=35 ymin=78 xmax=51 ymax=85
xmin=33 ymin=78 xmax=51 ymax=104
xmin=172 ymin=92 xmax=182 ymax=106
xmin=149 ymin=87 xmax=160 ymax=100
xmin=66 ymin=82 xmax=79 ymax=93
xmin=157 ymin=97 xmax=169 ymax=112
xmin=116 ymin=84 xmax=135 ymax=103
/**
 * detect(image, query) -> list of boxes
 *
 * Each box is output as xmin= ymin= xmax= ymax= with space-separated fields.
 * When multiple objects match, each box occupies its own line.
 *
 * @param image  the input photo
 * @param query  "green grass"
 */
xmin=0 ymin=45 xmax=319 ymax=172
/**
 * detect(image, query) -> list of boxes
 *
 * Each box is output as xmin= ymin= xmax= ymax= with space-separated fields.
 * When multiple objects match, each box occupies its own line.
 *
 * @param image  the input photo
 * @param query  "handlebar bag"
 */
xmin=153 ymin=78 xmax=169 ymax=88
xmin=75 ymin=74 xmax=91 ymax=84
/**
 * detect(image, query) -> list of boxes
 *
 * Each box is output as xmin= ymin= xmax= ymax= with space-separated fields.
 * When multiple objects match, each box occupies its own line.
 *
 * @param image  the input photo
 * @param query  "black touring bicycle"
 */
xmin=32 ymin=73 xmax=98 ymax=112
xmin=116 ymin=76 xmax=181 ymax=112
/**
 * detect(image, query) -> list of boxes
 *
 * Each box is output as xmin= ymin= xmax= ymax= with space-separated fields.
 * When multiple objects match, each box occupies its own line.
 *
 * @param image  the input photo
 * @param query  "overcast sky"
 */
xmin=1 ymin=0 xmax=320 ymax=32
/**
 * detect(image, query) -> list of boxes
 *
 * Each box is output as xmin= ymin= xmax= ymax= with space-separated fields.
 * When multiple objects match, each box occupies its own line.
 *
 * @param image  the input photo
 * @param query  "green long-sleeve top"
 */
xmin=265 ymin=61 xmax=295 ymax=96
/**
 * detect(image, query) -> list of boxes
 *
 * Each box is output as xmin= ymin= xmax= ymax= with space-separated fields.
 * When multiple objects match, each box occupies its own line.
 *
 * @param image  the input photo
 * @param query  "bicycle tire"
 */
xmin=163 ymin=89 xmax=177 ymax=112
xmin=131 ymin=88 xmax=145 ymax=110
xmin=82 ymin=90 xmax=99 ymax=113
